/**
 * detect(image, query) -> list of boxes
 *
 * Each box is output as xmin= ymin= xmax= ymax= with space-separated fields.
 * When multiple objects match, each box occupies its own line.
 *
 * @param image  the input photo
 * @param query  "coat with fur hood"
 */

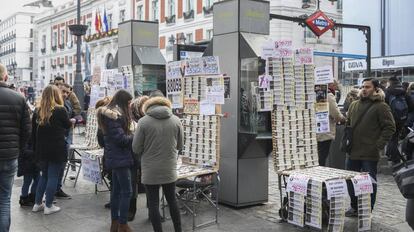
xmin=97 ymin=106 xmax=134 ymax=170
xmin=347 ymin=88 xmax=396 ymax=161
xmin=132 ymin=97 xmax=184 ymax=185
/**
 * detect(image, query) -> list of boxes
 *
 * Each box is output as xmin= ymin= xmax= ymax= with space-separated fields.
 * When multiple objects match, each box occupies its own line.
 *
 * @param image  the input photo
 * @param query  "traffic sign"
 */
xmin=305 ymin=10 xmax=335 ymax=37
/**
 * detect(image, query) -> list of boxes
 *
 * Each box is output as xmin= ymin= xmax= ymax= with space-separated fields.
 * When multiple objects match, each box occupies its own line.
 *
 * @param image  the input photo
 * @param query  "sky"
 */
xmin=0 ymin=0 xmax=70 ymax=20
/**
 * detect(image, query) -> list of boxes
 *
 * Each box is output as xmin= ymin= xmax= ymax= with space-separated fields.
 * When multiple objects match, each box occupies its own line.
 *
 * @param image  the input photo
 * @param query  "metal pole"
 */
xmin=366 ymin=27 xmax=371 ymax=77
xmin=74 ymin=0 xmax=84 ymax=104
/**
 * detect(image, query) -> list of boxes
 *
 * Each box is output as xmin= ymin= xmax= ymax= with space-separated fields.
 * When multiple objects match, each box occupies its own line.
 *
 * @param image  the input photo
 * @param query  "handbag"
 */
xmin=393 ymin=157 xmax=414 ymax=199
xmin=340 ymin=103 xmax=375 ymax=153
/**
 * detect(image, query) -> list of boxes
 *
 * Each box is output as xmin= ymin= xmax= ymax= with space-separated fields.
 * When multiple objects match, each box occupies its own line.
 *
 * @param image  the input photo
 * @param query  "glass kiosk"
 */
xmin=213 ymin=0 xmax=272 ymax=207
xmin=113 ymin=20 xmax=166 ymax=96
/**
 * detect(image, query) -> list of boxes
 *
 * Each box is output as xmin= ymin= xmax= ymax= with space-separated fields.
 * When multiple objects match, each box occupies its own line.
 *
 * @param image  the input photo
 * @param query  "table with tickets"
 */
xmin=260 ymin=41 xmax=374 ymax=232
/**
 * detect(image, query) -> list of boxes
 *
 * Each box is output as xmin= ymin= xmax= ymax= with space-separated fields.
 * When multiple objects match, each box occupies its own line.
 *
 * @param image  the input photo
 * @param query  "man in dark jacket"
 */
xmin=345 ymin=78 xmax=395 ymax=217
xmin=385 ymin=76 xmax=409 ymax=164
xmin=0 ymin=63 xmax=31 ymax=231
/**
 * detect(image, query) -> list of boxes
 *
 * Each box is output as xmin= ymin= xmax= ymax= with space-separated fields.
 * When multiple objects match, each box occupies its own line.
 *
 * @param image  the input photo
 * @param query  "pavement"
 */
xmin=8 ymin=131 xmax=413 ymax=232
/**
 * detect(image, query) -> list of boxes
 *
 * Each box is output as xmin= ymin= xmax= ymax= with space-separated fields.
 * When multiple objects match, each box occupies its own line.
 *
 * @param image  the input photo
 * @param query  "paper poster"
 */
xmin=184 ymin=57 xmax=204 ymax=76
xmin=91 ymin=66 xmax=102 ymax=85
xmin=100 ymin=69 xmax=117 ymax=88
xmin=206 ymin=76 xmax=225 ymax=104
xmin=315 ymin=66 xmax=334 ymax=84
xmin=120 ymin=65 xmax=134 ymax=95
xmin=168 ymin=93 xmax=183 ymax=109
xmin=325 ymin=179 xmax=348 ymax=199
xmin=89 ymin=84 xmax=106 ymax=108
xmin=258 ymin=75 xmax=271 ymax=89
xmin=287 ymin=174 xmax=310 ymax=195
xmin=81 ymin=153 xmax=102 ymax=184
xmin=183 ymin=99 xmax=200 ymax=114
xmin=203 ymin=56 xmax=220 ymax=75
xmin=166 ymin=61 xmax=183 ymax=79
xmin=224 ymin=76 xmax=230 ymax=99
xmin=351 ymin=174 xmax=374 ymax=196
xmin=316 ymin=112 xmax=330 ymax=133
xmin=274 ymin=40 xmax=293 ymax=58
xmin=200 ymin=100 xmax=216 ymax=115
xmin=295 ymin=48 xmax=314 ymax=65
xmin=261 ymin=41 xmax=274 ymax=59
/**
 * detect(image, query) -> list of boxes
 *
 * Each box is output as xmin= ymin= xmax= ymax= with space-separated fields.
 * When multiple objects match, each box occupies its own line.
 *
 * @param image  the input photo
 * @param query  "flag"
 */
xmin=103 ymin=9 xmax=109 ymax=32
xmin=97 ymin=11 xmax=103 ymax=33
xmin=94 ymin=10 xmax=101 ymax=33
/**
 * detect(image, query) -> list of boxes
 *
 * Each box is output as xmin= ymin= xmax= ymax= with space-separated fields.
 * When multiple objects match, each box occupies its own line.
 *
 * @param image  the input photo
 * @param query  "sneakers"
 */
xmin=55 ymin=189 xmax=71 ymax=199
xmin=345 ymin=208 xmax=358 ymax=217
xmin=32 ymin=203 xmax=45 ymax=212
xmin=44 ymin=204 xmax=61 ymax=215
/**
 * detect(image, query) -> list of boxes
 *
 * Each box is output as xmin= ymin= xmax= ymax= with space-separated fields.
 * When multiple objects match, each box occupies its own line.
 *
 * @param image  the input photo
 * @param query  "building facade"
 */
xmin=33 ymin=0 xmax=132 ymax=91
xmin=0 ymin=12 xmax=40 ymax=87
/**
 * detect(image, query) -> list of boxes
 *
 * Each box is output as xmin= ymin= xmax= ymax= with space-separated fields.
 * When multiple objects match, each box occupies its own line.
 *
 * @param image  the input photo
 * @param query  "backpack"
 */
xmin=389 ymin=94 xmax=408 ymax=123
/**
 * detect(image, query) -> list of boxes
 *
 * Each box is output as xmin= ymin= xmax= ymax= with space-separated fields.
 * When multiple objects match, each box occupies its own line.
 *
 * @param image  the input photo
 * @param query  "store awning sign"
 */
xmin=305 ymin=10 xmax=335 ymax=37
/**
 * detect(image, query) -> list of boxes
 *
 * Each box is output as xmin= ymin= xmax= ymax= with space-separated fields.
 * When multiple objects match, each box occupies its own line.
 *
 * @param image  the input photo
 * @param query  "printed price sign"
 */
xmin=287 ymin=174 xmax=310 ymax=195
xmin=274 ymin=40 xmax=293 ymax=58
xmin=351 ymin=174 xmax=374 ymax=196
xmin=325 ymin=179 xmax=348 ymax=199
xmin=295 ymin=48 xmax=314 ymax=65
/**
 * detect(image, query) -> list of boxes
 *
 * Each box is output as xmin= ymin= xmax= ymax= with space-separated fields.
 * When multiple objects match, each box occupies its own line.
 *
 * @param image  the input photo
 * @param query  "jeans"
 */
xmin=111 ymin=168 xmax=132 ymax=224
xmin=145 ymin=182 xmax=182 ymax=232
xmin=21 ymin=173 xmax=40 ymax=197
xmin=317 ymin=140 xmax=332 ymax=166
xmin=35 ymin=162 xmax=63 ymax=207
xmin=0 ymin=159 xmax=17 ymax=232
xmin=346 ymin=159 xmax=378 ymax=210
xmin=56 ymin=162 xmax=66 ymax=192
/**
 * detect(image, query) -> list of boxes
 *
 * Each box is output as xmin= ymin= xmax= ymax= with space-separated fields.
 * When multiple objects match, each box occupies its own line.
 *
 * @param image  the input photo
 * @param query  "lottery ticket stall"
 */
xmin=113 ymin=20 xmax=166 ymax=96
xmin=164 ymin=55 xmax=224 ymax=230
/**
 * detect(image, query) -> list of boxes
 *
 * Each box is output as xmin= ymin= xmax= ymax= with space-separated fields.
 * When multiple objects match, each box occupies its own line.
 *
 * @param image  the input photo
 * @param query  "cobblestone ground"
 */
xmin=238 ymin=158 xmax=410 ymax=232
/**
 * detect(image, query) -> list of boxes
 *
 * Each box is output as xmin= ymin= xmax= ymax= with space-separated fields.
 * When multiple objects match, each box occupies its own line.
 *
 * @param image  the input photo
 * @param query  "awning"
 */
xmin=112 ymin=46 xmax=166 ymax=68
xmin=240 ymin=32 xmax=270 ymax=58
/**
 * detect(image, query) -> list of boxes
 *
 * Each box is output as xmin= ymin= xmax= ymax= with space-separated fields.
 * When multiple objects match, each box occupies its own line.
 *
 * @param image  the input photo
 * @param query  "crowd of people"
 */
xmin=2 ymin=56 xmax=414 ymax=232
xmin=0 ymin=63 xmax=184 ymax=232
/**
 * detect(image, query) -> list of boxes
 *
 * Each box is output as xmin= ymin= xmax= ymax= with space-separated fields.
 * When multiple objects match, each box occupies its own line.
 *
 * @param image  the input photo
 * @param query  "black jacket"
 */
xmin=0 ymin=82 xmax=31 ymax=161
xmin=34 ymin=106 xmax=72 ymax=163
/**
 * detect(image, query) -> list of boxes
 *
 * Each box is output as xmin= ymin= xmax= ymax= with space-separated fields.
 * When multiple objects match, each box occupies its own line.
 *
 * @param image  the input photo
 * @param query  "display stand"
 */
xmin=161 ymin=57 xmax=223 ymax=230
xmin=263 ymin=42 xmax=373 ymax=231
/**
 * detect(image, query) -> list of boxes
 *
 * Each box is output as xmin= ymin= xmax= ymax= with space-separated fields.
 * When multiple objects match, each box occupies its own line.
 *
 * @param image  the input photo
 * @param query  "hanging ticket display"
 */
xmin=288 ymin=191 xmax=305 ymax=227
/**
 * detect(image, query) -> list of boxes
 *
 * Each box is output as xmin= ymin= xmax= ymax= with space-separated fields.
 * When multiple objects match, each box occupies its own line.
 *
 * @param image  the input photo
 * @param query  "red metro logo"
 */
xmin=305 ymin=10 xmax=335 ymax=37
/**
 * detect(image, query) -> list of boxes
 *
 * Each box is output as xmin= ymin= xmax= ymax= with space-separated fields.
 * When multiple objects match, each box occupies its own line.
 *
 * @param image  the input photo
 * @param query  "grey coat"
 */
xmin=132 ymin=97 xmax=184 ymax=185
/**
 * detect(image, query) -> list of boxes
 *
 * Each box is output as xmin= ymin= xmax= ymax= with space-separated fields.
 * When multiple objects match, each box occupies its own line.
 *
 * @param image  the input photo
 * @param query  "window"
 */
xmin=120 ymin=10 xmax=126 ymax=22
xmin=29 ymin=58 xmax=33 ymax=68
xmin=52 ymin=31 xmax=58 ymax=46
xmin=87 ymin=22 xmax=92 ymax=36
xmin=337 ymin=0 xmax=343 ymax=11
xmin=206 ymin=29 xmax=213 ymax=40
xmin=137 ymin=5 xmax=143 ymax=20
xmin=108 ymin=14 xmax=113 ymax=30
xmin=30 ymin=29 xmax=33 ymax=38
xmin=338 ymin=28 xmax=343 ymax=44
xmin=60 ymin=30 xmax=65 ymax=45
xmin=186 ymin=33 xmax=193 ymax=44
xmin=30 ymin=42 xmax=33 ymax=52
xmin=304 ymin=27 xmax=316 ymax=39
xmin=152 ymin=0 xmax=159 ymax=21
xmin=30 ymin=16 xmax=34 ymax=24
xmin=185 ymin=0 xmax=193 ymax=11
xmin=168 ymin=0 xmax=175 ymax=16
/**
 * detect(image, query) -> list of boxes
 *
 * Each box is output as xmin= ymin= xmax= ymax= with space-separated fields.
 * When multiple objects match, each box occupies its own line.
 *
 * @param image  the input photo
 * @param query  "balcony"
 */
xmin=41 ymin=48 xmax=46 ymax=54
xmin=165 ymin=15 xmax=176 ymax=25
xmin=203 ymin=5 xmax=213 ymax=16
xmin=40 ymin=66 xmax=45 ymax=70
xmin=67 ymin=62 xmax=73 ymax=67
xmin=51 ymin=64 xmax=57 ymax=69
xmin=51 ymin=45 xmax=57 ymax=52
xmin=59 ymin=63 xmax=64 ymax=68
xmin=59 ymin=44 xmax=65 ymax=50
xmin=183 ymin=10 xmax=194 ymax=21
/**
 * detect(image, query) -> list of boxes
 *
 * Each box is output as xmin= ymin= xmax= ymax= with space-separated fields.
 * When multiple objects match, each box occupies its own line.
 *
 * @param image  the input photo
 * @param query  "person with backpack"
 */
xmin=385 ymin=76 xmax=410 ymax=165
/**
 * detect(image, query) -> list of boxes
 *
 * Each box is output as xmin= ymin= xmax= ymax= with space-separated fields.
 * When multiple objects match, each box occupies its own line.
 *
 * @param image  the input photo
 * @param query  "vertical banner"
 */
xmin=314 ymin=84 xmax=330 ymax=133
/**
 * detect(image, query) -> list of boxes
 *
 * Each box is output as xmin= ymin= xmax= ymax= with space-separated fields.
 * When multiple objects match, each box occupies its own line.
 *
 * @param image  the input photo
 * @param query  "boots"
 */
xmin=127 ymin=198 xmax=137 ymax=222
xmin=110 ymin=220 xmax=119 ymax=232
xmin=19 ymin=195 xmax=34 ymax=207
xmin=118 ymin=224 xmax=132 ymax=232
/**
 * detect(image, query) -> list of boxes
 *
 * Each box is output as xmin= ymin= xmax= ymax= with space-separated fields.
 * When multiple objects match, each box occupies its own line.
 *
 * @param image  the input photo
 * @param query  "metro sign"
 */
xmin=305 ymin=10 xmax=335 ymax=37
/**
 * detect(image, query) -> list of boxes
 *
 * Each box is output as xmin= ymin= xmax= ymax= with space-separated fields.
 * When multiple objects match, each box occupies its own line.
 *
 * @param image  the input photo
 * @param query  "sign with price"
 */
xmin=351 ymin=174 xmax=374 ymax=196
xmin=287 ymin=174 xmax=310 ymax=195
xmin=81 ymin=154 xmax=102 ymax=184
xmin=295 ymin=48 xmax=314 ymax=65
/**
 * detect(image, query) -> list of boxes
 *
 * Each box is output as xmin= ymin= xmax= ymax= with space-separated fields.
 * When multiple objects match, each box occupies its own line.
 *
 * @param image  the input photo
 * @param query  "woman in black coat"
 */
xmin=32 ymin=85 xmax=74 ymax=215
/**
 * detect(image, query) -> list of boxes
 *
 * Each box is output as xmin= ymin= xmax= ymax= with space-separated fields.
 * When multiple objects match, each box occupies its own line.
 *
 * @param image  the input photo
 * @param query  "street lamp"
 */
xmin=69 ymin=0 xmax=88 ymax=105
